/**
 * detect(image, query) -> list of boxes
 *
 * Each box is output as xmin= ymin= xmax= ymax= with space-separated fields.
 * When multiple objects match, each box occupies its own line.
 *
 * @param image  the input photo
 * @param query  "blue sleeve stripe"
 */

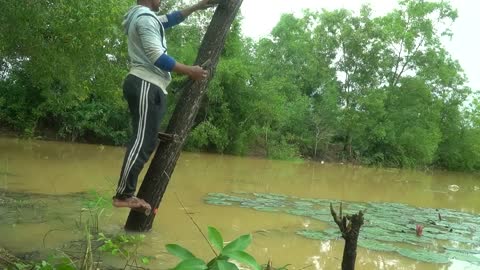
xmin=154 ymin=53 xmax=176 ymax=72
xmin=162 ymin=11 xmax=185 ymax=29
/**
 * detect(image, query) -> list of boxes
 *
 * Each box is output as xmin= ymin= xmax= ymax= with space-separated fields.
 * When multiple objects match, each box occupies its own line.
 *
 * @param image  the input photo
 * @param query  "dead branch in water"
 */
xmin=330 ymin=202 xmax=364 ymax=270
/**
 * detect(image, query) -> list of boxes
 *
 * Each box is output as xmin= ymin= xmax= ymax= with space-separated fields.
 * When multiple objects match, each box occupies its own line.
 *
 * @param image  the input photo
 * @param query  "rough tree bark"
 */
xmin=330 ymin=203 xmax=364 ymax=270
xmin=124 ymin=0 xmax=244 ymax=232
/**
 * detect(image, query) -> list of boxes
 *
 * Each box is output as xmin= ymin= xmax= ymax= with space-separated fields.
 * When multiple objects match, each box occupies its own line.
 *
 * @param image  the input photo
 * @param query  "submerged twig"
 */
xmin=81 ymin=224 xmax=94 ymax=270
xmin=43 ymin=228 xmax=69 ymax=248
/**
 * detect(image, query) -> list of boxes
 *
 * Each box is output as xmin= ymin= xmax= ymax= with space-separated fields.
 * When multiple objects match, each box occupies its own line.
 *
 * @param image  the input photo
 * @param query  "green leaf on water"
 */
xmin=141 ymin=256 xmax=151 ymax=265
xmin=223 ymin=251 xmax=261 ymax=270
xmin=296 ymin=230 xmax=338 ymax=241
xmin=172 ymin=258 xmax=207 ymax=270
xmin=358 ymin=239 xmax=397 ymax=252
xmin=446 ymin=250 xmax=480 ymax=265
xmin=222 ymin=234 xmax=252 ymax=254
xmin=204 ymin=192 xmax=480 ymax=266
xmin=208 ymin=226 xmax=224 ymax=252
xmin=397 ymin=248 xmax=450 ymax=264
xmin=166 ymin=244 xmax=196 ymax=260
xmin=213 ymin=260 xmax=239 ymax=270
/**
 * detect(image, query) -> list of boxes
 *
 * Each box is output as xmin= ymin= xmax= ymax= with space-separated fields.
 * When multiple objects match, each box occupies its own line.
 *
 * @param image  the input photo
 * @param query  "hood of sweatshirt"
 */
xmin=122 ymin=5 xmax=149 ymax=34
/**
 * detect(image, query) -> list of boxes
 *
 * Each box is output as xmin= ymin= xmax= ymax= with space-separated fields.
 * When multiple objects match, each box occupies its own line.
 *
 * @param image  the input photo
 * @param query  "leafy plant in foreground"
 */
xmin=98 ymin=233 xmax=153 ymax=269
xmin=166 ymin=226 xmax=261 ymax=270
xmin=76 ymin=190 xmax=111 ymax=235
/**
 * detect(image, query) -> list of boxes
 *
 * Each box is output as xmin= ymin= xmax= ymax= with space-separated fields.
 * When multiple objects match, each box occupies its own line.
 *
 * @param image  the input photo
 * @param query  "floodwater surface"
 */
xmin=0 ymin=137 xmax=479 ymax=269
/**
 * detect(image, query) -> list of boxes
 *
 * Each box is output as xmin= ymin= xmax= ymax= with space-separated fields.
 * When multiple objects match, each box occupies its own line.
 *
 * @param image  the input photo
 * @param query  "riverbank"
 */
xmin=0 ymin=127 xmax=478 ymax=174
xmin=0 ymin=125 xmax=118 ymax=148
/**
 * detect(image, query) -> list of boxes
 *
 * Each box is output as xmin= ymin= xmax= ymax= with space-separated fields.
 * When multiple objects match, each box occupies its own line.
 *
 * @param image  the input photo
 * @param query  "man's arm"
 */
xmin=157 ymin=11 xmax=184 ymax=30
xmin=155 ymin=54 xmax=207 ymax=81
xmin=137 ymin=16 xmax=207 ymax=80
xmin=155 ymin=55 xmax=207 ymax=80
xmin=172 ymin=63 xmax=208 ymax=80
xmin=158 ymin=0 xmax=216 ymax=29
xmin=180 ymin=0 xmax=216 ymax=18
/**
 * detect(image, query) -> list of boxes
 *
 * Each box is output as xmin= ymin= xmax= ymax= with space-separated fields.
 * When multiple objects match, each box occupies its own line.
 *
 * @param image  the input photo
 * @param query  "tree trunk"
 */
xmin=124 ymin=0 xmax=243 ymax=232
xmin=341 ymin=233 xmax=359 ymax=270
xmin=314 ymin=126 xmax=321 ymax=159
xmin=330 ymin=203 xmax=364 ymax=270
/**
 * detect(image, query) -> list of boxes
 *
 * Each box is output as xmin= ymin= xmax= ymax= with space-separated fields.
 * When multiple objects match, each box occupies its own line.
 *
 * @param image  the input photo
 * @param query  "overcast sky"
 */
xmin=240 ymin=0 xmax=479 ymax=90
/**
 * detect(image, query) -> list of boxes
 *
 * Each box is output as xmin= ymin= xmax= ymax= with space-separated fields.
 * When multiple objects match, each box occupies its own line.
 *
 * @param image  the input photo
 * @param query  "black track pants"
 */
xmin=114 ymin=74 xmax=167 ymax=199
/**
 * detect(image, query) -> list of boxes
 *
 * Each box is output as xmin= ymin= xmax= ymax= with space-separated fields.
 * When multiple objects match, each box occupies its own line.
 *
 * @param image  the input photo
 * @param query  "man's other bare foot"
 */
xmin=113 ymin=196 xmax=152 ymax=215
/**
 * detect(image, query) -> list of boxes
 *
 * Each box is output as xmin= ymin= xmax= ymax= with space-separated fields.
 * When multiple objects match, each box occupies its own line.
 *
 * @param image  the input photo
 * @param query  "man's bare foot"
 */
xmin=113 ymin=197 xmax=152 ymax=215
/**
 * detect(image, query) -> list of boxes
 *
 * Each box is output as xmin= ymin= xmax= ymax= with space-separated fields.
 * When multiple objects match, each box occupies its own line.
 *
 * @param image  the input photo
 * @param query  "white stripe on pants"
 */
xmin=116 ymin=80 xmax=151 ymax=194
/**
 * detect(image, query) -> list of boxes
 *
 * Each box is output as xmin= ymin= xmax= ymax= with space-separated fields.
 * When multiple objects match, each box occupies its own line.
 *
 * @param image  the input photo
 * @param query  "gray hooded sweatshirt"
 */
xmin=123 ymin=6 xmax=184 ymax=94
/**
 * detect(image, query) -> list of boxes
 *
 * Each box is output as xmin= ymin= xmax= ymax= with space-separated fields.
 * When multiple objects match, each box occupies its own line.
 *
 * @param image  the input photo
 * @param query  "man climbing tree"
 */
xmin=113 ymin=0 xmax=215 ymax=212
xmin=124 ymin=0 xmax=244 ymax=231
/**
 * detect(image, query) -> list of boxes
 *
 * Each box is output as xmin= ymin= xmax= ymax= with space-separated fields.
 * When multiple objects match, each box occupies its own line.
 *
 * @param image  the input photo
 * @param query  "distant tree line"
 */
xmin=1 ymin=0 xmax=479 ymax=171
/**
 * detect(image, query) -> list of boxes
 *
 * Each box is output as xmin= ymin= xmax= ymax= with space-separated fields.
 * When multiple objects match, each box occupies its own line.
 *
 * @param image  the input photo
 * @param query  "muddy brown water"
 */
xmin=1 ymin=137 xmax=479 ymax=269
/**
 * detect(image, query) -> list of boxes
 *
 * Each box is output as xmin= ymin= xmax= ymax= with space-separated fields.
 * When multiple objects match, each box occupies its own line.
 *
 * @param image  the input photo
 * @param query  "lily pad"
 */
xmin=204 ymin=192 xmax=480 ymax=266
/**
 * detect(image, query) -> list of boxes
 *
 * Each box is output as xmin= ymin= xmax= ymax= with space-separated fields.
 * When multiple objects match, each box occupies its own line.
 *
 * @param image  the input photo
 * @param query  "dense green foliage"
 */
xmin=1 ymin=0 xmax=479 ymax=170
xmin=0 ymin=0 xmax=132 ymax=144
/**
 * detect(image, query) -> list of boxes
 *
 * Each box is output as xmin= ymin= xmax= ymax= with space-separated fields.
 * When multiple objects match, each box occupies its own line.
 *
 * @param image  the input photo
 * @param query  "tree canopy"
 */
xmin=1 ymin=0 xmax=479 ymax=171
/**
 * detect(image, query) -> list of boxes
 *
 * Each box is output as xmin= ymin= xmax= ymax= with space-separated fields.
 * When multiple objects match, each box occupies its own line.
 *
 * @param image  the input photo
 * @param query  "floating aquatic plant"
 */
xmin=204 ymin=192 xmax=480 ymax=266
